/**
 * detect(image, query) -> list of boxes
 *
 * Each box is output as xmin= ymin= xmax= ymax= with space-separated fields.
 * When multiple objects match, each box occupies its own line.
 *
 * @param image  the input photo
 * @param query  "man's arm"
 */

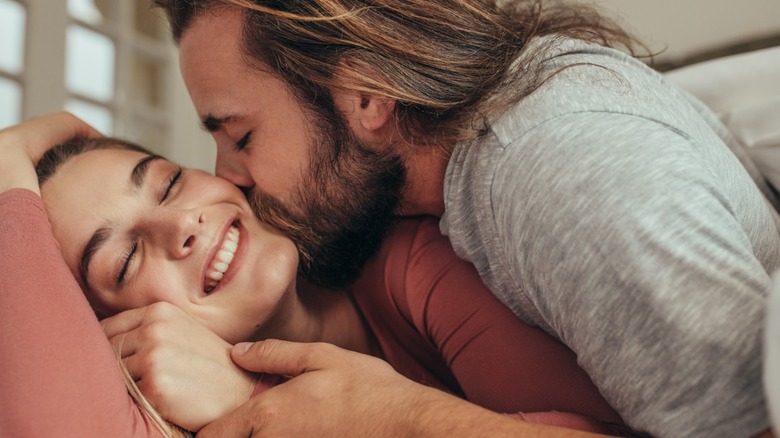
xmin=197 ymin=340 xmax=612 ymax=438
xmin=491 ymin=111 xmax=773 ymax=437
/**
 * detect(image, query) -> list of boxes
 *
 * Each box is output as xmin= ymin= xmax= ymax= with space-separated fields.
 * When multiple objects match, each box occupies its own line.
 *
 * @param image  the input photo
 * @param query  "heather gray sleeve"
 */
xmin=492 ymin=111 xmax=771 ymax=438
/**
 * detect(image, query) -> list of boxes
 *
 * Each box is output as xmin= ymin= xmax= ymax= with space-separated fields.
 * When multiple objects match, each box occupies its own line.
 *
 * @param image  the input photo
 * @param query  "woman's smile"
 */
xmin=201 ymin=218 xmax=251 ymax=297
xmin=203 ymin=221 xmax=239 ymax=294
xmin=41 ymin=147 xmax=301 ymax=344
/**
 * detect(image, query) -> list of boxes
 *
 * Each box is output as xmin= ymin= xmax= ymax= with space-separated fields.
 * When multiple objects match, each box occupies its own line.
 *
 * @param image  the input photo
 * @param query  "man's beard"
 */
xmin=247 ymin=99 xmax=406 ymax=290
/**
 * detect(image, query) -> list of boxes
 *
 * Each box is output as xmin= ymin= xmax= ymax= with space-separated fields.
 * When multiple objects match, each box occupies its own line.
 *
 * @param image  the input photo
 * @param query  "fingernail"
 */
xmin=234 ymin=342 xmax=252 ymax=355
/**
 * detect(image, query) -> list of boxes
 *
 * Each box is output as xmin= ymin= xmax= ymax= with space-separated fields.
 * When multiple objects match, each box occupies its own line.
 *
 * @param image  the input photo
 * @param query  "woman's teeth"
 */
xmin=205 ymin=225 xmax=239 ymax=293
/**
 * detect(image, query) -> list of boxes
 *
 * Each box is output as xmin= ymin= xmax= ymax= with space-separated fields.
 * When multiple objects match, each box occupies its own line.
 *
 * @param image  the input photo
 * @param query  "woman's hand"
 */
xmin=101 ymin=302 xmax=257 ymax=432
xmin=0 ymin=112 xmax=101 ymax=194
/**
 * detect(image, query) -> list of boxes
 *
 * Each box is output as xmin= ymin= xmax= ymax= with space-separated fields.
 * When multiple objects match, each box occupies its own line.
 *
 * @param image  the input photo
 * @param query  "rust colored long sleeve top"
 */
xmin=351 ymin=217 xmax=624 ymax=431
xmin=0 ymin=189 xmax=163 ymax=437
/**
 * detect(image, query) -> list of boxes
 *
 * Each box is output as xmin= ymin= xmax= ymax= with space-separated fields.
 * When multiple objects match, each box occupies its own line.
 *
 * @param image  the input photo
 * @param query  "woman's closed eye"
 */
xmin=116 ymin=241 xmax=138 ymax=285
xmin=160 ymin=167 xmax=183 ymax=203
xmin=114 ymin=165 xmax=183 ymax=286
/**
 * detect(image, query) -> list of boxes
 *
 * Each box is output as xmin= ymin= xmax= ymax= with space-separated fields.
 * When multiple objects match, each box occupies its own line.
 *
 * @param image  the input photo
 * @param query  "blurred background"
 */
xmin=1 ymin=0 xmax=779 ymax=171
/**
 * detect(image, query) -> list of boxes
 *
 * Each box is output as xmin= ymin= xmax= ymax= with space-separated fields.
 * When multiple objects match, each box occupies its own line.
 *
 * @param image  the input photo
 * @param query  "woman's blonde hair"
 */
xmin=119 ymin=358 xmax=192 ymax=438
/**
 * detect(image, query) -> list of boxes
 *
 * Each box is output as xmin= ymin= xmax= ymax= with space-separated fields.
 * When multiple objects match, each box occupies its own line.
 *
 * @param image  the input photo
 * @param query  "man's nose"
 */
xmin=142 ymin=208 xmax=204 ymax=259
xmin=215 ymin=150 xmax=255 ymax=189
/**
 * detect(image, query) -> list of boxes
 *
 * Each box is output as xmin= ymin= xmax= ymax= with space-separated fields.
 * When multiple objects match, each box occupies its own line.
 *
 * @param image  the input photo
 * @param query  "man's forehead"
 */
xmin=178 ymin=7 xmax=253 ymax=101
xmin=180 ymin=6 xmax=243 ymax=62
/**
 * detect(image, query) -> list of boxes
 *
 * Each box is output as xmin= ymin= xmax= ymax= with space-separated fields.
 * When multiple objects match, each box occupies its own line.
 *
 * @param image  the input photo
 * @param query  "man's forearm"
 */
xmin=401 ymin=385 xmax=609 ymax=438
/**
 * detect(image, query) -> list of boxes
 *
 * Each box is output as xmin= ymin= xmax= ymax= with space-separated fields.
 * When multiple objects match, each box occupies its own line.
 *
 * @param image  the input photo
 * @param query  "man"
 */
xmin=154 ymin=1 xmax=778 ymax=437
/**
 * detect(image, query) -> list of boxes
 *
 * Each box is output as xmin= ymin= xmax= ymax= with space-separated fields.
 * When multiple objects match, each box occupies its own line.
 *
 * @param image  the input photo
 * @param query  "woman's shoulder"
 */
xmin=352 ymin=216 xmax=461 ymax=311
xmin=380 ymin=217 xmax=457 ymax=275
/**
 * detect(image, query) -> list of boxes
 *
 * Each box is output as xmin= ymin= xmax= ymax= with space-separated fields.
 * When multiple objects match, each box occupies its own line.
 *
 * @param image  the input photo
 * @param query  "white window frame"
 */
xmin=18 ymin=0 xmax=214 ymax=170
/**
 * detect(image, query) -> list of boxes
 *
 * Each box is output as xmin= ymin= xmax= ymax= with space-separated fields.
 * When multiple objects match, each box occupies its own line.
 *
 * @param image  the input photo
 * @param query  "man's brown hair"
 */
xmin=154 ymin=0 xmax=640 ymax=149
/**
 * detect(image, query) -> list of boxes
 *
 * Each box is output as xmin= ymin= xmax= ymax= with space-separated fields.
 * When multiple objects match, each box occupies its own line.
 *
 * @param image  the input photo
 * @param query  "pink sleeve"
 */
xmin=0 ymin=189 xmax=163 ymax=437
xmin=397 ymin=218 xmax=624 ymax=427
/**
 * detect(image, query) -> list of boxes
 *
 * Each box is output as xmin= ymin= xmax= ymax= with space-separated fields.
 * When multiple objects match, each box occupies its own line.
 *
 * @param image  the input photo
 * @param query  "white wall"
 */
xmin=163 ymin=49 xmax=216 ymax=173
xmin=582 ymin=0 xmax=780 ymax=64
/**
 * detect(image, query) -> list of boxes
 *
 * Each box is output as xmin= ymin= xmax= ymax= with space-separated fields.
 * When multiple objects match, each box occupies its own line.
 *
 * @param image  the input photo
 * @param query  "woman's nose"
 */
xmin=142 ymin=208 xmax=204 ymax=259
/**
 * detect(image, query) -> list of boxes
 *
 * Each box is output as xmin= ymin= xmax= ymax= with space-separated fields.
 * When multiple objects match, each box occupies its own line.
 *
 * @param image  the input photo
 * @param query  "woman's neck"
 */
xmin=255 ymin=279 xmax=379 ymax=357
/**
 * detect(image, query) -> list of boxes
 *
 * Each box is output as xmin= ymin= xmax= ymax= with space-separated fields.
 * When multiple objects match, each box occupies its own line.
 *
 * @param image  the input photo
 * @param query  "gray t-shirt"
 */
xmin=441 ymin=37 xmax=780 ymax=438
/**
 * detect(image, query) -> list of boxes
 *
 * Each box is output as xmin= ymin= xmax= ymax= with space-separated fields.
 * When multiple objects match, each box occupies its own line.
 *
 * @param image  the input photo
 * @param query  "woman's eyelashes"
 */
xmin=116 ymin=241 xmax=138 ymax=285
xmin=160 ymin=167 xmax=183 ymax=203
xmin=115 ymin=166 xmax=183 ymax=286
xmin=234 ymin=132 xmax=252 ymax=152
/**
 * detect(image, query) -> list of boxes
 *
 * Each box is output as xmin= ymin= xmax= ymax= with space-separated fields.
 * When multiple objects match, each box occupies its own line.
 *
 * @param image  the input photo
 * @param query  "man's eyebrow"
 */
xmin=201 ymin=114 xmax=240 ymax=132
xmin=78 ymin=154 xmax=161 ymax=289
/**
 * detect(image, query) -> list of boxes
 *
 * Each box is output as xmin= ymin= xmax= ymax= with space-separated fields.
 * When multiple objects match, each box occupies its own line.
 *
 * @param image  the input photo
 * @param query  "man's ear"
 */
xmin=330 ymin=59 xmax=396 ymax=142
xmin=331 ymin=86 xmax=395 ymax=133
xmin=358 ymin=93 xmax=395 ymax=131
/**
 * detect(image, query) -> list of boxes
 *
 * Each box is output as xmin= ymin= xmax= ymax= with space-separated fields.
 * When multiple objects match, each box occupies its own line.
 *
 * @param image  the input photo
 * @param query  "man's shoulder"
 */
xmin=490 ymin=37 xmax=676 ymax=146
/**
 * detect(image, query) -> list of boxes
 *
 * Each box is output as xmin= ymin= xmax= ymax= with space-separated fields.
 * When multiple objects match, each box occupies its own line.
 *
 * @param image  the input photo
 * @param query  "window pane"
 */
xmin=0 ymin=0 xmax=25 ymax=74
xmin=68 ymin=0 xmax=113 ymax=25
xmin=65 ymin=99 xmax=113 ymax=134
xmin=66 ymin=25 xmax=116 ymax=103
xmin=0 ymin=77 xmax=22 ymax=128
xmin=135 ymin=0 xmax=165 ymax=40
xmin=130 ymin=52 xmax=164 ymax=109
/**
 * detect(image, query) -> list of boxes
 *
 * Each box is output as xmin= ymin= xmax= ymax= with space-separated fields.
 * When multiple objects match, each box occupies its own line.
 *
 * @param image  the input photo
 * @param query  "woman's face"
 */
xmin=40 ymin=148 xmax=300 ymax=344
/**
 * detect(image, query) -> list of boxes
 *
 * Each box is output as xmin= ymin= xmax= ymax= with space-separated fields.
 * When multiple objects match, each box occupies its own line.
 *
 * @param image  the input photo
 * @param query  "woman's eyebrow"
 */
xmin=130 ymin=155 xmax=163 ymax=191
xmin=79 ymin=225 xmax=113 ymax=290
xmin=78 ymin=154 xmax=163 ymax=289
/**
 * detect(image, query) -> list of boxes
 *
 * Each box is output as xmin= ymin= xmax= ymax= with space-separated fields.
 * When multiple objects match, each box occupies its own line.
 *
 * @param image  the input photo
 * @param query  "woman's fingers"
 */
xmin=101 ymin=301 xmax=183 ymax=338
xmin=0 ymin=112 xmax=104 ymax=194
xmin=22 ymin=112 xmax=103 ymax=163
xmin=100 ymin=307 xmax=148 ymax=339
xmin=102 ymin=302 xmax=187 ymax=359
xmin=0 ymin=112 xmax=103 ymax=164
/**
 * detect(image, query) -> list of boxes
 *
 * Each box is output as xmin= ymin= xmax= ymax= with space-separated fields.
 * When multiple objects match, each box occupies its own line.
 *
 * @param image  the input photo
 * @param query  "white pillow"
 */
xmin=665 ymin=47 xmax=780 ymax=189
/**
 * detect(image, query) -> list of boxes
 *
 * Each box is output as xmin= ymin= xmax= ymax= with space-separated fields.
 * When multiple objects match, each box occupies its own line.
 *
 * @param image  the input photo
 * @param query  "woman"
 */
xmin=0 ymin=113 xmax=626 ymax=436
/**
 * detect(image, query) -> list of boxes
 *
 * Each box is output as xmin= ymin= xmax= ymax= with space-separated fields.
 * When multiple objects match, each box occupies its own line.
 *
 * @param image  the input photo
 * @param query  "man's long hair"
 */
xmin=153 ymin=0 xmax=641 ymax=149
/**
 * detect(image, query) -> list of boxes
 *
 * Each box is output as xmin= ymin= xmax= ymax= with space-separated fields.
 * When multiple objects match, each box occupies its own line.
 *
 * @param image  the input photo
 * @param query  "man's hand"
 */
xmin=197 ymin=339 xmax=609 ymax=438
xmin=102 ymin=302 xmax=256 ymax=432
xmin=0 ymin=112 xmax=101 ymax=194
